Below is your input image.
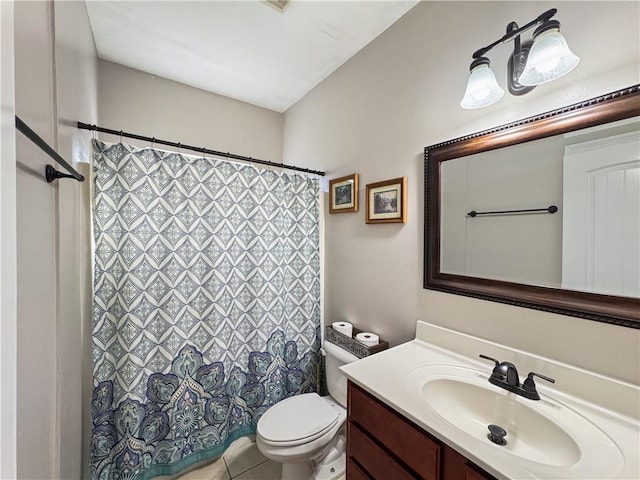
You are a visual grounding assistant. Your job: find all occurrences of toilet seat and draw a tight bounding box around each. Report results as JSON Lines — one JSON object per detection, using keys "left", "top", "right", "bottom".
{"left": 258, "top": 393, "right": 341, "bottom": 446}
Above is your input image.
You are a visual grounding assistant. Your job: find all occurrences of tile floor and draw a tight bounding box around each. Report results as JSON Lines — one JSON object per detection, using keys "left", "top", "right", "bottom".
{"left": 167, "top": 436, "right": 282, "bottom": 480}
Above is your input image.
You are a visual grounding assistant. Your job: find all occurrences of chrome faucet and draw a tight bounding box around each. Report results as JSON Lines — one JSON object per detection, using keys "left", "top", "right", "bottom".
{"left": 479, "top": 354, "right": 555, "bottom": 401}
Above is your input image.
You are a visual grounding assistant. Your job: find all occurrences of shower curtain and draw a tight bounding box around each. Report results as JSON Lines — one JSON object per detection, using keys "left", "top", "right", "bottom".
{"left": 90, "top": 140, "right": 321, "bottom": 480}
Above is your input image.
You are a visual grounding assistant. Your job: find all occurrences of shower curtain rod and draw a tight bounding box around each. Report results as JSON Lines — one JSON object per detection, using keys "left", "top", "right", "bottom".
{"left": 77, "top": 122, "right": 326, "bottom": 176}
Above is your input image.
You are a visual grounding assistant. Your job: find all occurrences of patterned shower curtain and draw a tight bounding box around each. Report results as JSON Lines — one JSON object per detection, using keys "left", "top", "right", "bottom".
{"left": 90, "top": 140, "right": 321, "bottom": 480}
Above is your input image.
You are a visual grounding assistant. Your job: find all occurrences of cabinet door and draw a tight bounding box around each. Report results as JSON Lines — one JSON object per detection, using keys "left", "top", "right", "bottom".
{"left": 348, "top": 422, "right": 415, "bottom": 480}
{"left": 348, "top": 382, "right": 440, "bottom": 480}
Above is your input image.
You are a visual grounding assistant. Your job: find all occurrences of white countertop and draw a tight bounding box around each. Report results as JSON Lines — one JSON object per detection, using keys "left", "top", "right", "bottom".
{"left": 339, "top": 321, "right": 640, "bottom": 480}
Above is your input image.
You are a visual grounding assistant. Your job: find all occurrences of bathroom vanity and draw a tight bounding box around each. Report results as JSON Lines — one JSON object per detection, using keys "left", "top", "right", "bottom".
{"left": 340, "top": 321, "right": 639, "bottom": 480}
{"left": 347, "top": 380, "right": 495, "bottom": 480}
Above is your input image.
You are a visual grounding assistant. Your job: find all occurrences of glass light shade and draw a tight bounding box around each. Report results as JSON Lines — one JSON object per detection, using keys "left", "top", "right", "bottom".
{"left": 518, "top": 28, "right": 579, "bottom": 86}
{"left": 460, "top": 63, "right": 504, "bottom": 109}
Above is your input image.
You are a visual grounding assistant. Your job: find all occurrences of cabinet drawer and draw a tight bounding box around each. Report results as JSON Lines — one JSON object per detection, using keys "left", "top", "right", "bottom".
{"left": 346, "top": 456, "right": 372, "bottom": 480}
{"left": 348, "top": 382, "right": 440, "bottom": 480}
{"left": 348, "top": 422, "right": 414, "bottom": 480}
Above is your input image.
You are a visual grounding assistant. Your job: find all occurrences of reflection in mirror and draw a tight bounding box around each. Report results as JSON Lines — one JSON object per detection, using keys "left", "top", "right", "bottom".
{"left": 424, "top": 85, "right": 640, "bottom": 328}
{"left": 440, "top": 117, "right": 639, "bottom": 299}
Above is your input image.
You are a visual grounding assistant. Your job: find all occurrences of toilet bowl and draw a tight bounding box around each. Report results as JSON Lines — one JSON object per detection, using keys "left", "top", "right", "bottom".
{"left": 256, "top": 341, "right": 358, "bottom": 480}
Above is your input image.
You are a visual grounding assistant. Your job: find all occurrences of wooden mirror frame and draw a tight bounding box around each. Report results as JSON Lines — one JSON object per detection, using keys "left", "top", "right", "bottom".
{"left": 424, "top": 85, "right": 640, "bottom": 329}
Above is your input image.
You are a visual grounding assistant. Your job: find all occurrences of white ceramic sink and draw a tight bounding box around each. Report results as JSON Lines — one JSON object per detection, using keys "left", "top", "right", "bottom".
{"left": 407, "top": 365, "right": 624, "bottom": 476}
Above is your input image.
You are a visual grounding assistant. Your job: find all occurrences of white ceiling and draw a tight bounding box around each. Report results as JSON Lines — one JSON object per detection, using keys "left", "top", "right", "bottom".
{"left": 85, "top": 0, "right": 419, "bottom": 113}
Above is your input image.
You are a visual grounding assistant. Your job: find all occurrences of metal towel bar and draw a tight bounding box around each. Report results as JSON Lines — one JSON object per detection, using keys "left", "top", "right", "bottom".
{"left": 467, "top": 205, "right": 558, "bottom": 217}
{"left": 15, "top": 116, "right": 84, "bottom": 182}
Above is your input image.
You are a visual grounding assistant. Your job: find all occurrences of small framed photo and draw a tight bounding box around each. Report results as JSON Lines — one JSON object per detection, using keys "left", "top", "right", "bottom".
{"left": 366, "top": 177, "right": 407, "bottom": 224}
{"left": 329, "top": 173, "right": 359, "bottom": 214}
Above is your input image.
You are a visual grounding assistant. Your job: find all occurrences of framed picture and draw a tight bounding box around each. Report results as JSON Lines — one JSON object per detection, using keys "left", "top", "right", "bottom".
{"left": 329, "top": 173, "right": 359, "bottom": 213}
{"left": 366, "top": 177, "right": 407, "bottom": 224}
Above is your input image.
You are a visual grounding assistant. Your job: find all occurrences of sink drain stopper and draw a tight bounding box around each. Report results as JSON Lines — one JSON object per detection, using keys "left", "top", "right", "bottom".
{"left": 487, "top": 424, "right": 507, "bottom": 445}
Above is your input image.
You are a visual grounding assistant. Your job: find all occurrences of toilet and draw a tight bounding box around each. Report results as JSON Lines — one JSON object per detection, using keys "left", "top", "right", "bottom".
{"left": 256, "top": 340, "right": 359, "bottom": 480}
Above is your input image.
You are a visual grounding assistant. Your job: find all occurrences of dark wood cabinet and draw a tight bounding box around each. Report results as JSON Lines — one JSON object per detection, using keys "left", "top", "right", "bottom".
{"left": 347, "top": 381, "right": 497, "bottom": 480}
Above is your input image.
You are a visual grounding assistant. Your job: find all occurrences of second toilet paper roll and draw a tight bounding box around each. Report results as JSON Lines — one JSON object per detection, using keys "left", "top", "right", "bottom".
{"left": 332, "top": 321, "right": 353, "bottom": 337}
{"left": 356, "top": 332, "right": 379, "bottom": 347}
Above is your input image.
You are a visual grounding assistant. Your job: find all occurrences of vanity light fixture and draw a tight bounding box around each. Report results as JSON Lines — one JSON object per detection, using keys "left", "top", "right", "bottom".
{"left": 460, "top": 8, "right": 579, "bottom": 109}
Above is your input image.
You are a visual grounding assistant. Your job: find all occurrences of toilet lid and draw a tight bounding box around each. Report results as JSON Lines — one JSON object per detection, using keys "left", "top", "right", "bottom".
{"left": 258, "top": 393, "right": 340, "bottom": 443}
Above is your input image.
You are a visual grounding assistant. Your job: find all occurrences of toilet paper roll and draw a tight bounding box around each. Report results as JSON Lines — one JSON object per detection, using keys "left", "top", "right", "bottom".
{"left": 332, "top": 321, "right": 353, "bottom": 337}
{"left": 355, "top": 332, "right": 379, "bottom": 347}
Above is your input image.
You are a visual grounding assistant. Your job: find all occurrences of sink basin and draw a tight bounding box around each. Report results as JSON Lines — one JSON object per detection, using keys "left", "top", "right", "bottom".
{"left": 422, "top": 373, "right": 579, "bottom": 466}
{"left": 407, "top": 365, "right": 624, "bottom": 476}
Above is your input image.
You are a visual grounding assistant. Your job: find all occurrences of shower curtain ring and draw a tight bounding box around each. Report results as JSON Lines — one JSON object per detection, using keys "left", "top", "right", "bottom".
{"left": 151, "top": 137, "right": 155, "bottom": 149}
{"left": 202, "top": 146, "right": 206, "bottom": 159}
{"left": 177, "top": 142, "right": 181, "bottom": 154}
{"left": 119, "top": 130, "right": 123, "bottom": 143}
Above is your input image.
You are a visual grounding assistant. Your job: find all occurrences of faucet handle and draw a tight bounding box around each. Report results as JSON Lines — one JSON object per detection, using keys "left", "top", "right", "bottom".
{"left": 523, "top": 371, "right": 555, "bottom": 392}
{"left": 479, "top": 354, "right": 500, "bottom": 367}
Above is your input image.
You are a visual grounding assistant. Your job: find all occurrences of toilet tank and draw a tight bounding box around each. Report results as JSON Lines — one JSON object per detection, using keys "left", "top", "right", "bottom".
{"left": 323, "top": 341, "right": 359, "bottom": 407}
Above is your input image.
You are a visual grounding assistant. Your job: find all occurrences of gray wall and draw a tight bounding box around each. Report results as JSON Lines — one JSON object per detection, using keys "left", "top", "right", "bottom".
{"left": 440, "top": 136, "right": 564, "bottom": 287}
{"left": 283, "top": 1, "right": 640, "bottom": 385}
{"left": 98, "top": 60, "right": 284, "bottom": 162}
{"left": 13, "top": 1, "right": 97, "bottom": 478}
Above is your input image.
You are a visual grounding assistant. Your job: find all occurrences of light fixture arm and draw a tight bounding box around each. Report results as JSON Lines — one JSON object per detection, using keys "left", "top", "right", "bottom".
{"left": 471, "top": 8, "right": 557, "bottom": 59}
{"left": 509, "top": 22, "right": 521, "bottom": 58}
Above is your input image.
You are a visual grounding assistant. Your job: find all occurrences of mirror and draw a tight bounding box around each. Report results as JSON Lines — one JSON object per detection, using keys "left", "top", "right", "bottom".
{"left": 424, "top": 85, "right": 640, "bottom": 328}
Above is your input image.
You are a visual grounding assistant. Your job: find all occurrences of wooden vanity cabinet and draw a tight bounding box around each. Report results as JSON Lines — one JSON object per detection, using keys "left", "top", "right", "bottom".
{"left": 347, "top": 381, "right": 497, "bottom": 480}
